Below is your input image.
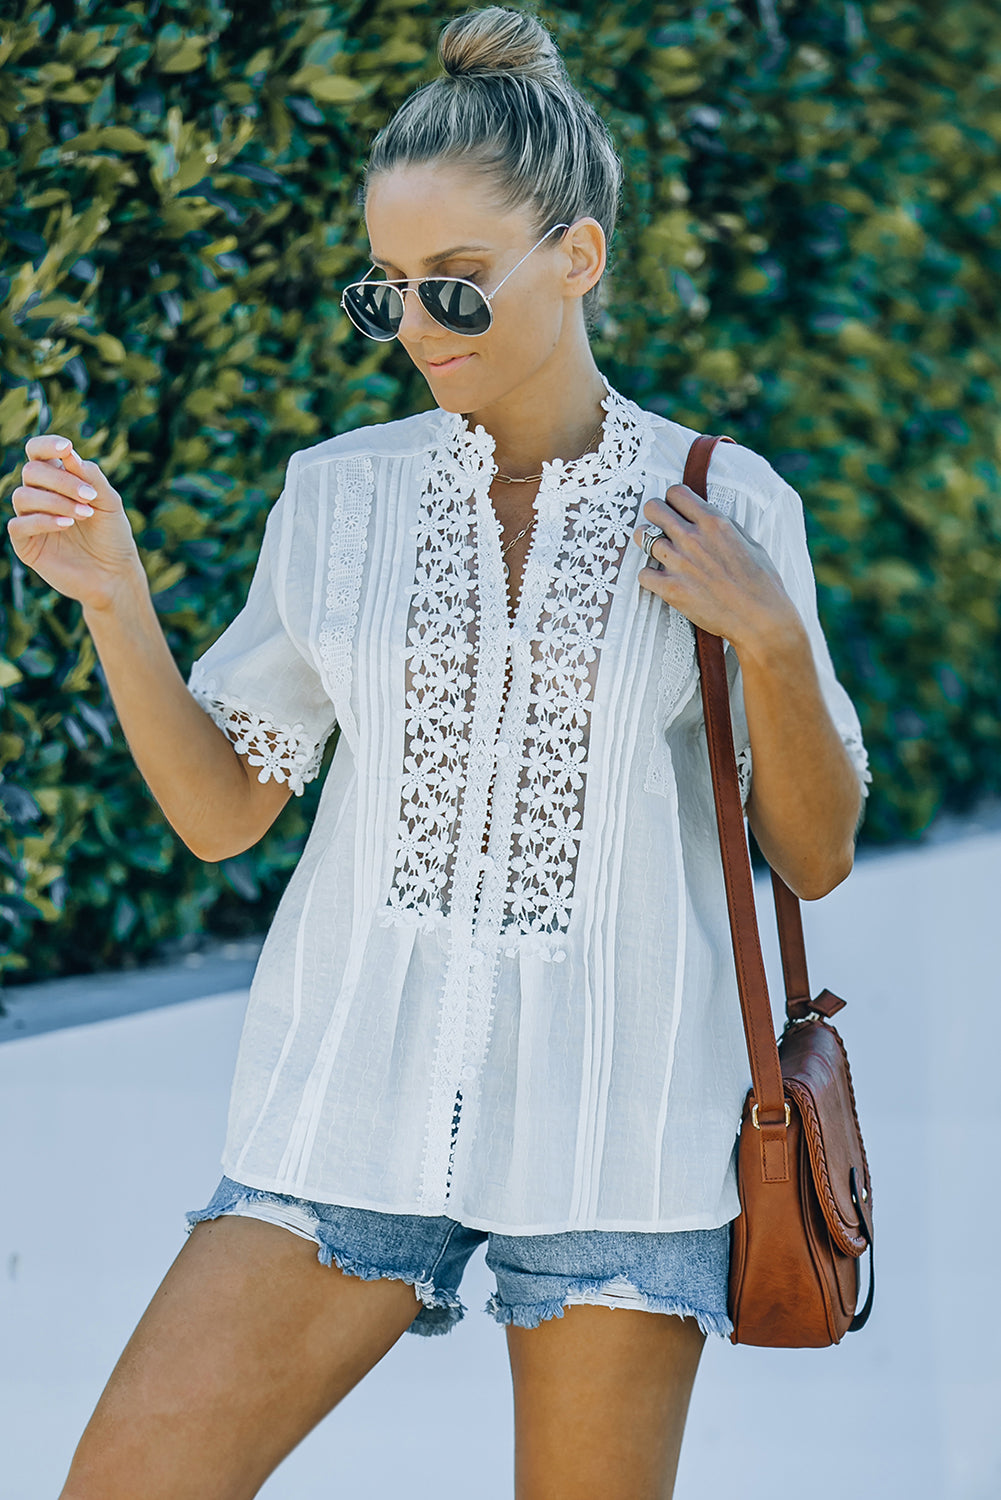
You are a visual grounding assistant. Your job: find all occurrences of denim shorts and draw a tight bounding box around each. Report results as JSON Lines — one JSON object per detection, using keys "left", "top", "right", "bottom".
{"left": 185, "top": 1175, "right": 734, "bottom": 1340}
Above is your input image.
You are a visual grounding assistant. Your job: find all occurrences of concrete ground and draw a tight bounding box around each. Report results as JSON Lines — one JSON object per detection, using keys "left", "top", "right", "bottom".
{"left": 1, "top": 822, "right": 999, "bottom": 1500}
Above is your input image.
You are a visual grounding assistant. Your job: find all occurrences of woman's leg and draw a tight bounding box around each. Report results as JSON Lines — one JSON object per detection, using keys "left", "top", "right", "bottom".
{"left": 505, "top": 1303, "right": 706, "bottom": 1500}
{"left": 60, "top": 1215, "right": 424, "bottom": 1500}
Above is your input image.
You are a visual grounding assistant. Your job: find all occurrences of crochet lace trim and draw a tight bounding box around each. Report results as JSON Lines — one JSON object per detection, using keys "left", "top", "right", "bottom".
{"left": 189, "top": 670, "right": 324, "bottom": 797}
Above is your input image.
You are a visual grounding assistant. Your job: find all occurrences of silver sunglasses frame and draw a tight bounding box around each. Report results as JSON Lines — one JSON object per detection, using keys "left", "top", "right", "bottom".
{"left": 340, "top": 222, "right": 572, "bottom": 341}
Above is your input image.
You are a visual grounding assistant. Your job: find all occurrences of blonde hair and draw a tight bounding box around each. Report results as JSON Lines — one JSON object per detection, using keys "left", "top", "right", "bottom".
{"left": 363, "top": 5, "right": 623, "bottom": 333}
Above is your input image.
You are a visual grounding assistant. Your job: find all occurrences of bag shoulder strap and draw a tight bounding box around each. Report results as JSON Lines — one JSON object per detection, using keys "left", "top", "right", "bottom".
{"left": 683, "top": 433, "right": 794, "bottom": 1182}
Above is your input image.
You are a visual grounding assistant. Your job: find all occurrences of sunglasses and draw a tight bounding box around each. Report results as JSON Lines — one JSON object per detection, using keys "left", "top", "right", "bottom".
{"left": 340, "top": 223, "right": 571, "bottom": 341}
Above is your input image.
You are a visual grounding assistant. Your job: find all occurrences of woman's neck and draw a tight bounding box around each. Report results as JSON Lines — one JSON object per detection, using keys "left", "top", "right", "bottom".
{"left": 462, "top": 365, "right": 610, "bottom": 482}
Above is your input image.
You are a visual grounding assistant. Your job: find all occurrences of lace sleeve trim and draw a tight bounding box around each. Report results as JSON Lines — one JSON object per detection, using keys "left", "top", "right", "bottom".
{"left": 735, "top": 743, "right": 753, "bottom": 811}
{"left": 188, "top": 674, "right": 326, "bottom": 797}
{"left": 841, "top": 727, "right": 873, "bottom": 799}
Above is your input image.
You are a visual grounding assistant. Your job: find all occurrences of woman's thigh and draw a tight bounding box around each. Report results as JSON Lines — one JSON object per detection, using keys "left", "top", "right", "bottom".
{"left": 485, "top": 1221, "right": 731, "bottom": 1500}
{"left": 505, "top": 1304, "right": 706, "bottom": 1500}
{"left": 59, "top": 1215, "right": 424, "bottom": 1500}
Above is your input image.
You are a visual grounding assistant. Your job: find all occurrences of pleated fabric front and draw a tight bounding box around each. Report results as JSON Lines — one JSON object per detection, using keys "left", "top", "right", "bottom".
{"left": 187, "top": 376, "right": 871, "bottom": 1235}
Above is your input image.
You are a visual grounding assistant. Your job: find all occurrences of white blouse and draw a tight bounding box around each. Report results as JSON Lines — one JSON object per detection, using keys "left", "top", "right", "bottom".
{"left": 187, "top": 374, "right": 871, "bottom": 1235}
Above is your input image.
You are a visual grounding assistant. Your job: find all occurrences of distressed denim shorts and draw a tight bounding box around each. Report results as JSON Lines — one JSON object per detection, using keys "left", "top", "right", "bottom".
{"left": 185, "top": 1175, "right": 735, "bottom": 1340}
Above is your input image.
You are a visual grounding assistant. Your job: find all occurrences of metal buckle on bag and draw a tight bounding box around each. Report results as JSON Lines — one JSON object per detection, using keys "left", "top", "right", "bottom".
{"left": 750, "top": 1101, "right": 791, "bottom": 1129}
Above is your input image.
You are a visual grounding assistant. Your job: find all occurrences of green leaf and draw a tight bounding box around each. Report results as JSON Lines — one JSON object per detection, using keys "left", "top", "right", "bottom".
{"left": 155, "top": 34, "right": 210, "bottom": 74}
{"left": 306, "top": 74, "right": 373, "bottom": 103}
{"left": 58, "top": 125, "right": 149, "bottom": 154}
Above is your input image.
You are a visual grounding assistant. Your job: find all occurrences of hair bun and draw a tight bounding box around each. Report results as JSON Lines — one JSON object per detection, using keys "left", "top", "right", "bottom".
{"left": 438, "top": 5, "right": 566, "bottom": 85}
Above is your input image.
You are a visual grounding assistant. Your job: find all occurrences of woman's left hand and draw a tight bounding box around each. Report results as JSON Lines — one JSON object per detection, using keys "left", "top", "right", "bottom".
{"left": 633, "top": 485, "right": 800, "bottom": 652}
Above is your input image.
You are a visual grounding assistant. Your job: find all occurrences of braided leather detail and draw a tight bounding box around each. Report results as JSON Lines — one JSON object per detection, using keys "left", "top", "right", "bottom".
{"left": 784, "top": 1020, "right": 872, "bottom": 1256}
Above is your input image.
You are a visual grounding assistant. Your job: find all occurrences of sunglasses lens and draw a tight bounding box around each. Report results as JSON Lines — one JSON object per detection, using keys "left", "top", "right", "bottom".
{"left": 343, "top": 282, "right": 402, "bottom": 339}
{"left": 419, "top": 278, "right": 492, "bottom": 335}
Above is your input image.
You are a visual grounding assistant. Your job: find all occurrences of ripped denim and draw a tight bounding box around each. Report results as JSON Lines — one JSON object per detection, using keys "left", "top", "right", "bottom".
{"left": 185, "top": 1176, "right": 734, "bottom": 1340}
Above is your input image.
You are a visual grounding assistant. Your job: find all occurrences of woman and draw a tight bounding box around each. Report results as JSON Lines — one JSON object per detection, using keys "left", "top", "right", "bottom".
{"left": 8, "top": 7, "right": 870, "bottom": 1498}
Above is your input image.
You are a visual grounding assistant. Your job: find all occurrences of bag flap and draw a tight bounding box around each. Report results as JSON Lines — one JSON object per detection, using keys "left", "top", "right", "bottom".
{"left": 779, "top": 1018, "right": 872, "bottom": 1256}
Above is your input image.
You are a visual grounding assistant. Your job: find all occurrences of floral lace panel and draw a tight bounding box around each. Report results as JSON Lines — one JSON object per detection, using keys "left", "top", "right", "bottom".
{"left": 383, "top": 382, "right": 653, "bottom": 936}
{"left": 384, "top": 381, "right": 657, "bottom": 930}
{"left": 504, "top": 481, "right": 644, "bottom": 936}
{"left": 189, "top": 675, "right": 324, "bottom": 797}
{"left": 383, "top": 449, "right": 477, "bottom": 923}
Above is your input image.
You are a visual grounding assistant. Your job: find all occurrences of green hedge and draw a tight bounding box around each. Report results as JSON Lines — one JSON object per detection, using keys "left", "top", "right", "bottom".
{"left": 2, "top": 0, "right": 999, "bottom": 986}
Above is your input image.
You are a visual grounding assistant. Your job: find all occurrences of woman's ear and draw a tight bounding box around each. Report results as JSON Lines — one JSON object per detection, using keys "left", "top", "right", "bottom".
{"left": 563, "top": 218, "right": 606, "bottom": 300}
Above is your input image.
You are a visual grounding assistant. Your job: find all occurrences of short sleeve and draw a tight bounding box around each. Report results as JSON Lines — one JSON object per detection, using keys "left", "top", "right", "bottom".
{"left": 187, "top": 451, "right": 337, "bottom": 796}
{"left": 725, "top": 464, "right": 873, "bottom": 825}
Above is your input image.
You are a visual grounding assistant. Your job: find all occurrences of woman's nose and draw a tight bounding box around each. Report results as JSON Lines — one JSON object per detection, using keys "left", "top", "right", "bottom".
{"left": 395, "top": 285, "right": 442, "bottom": 341}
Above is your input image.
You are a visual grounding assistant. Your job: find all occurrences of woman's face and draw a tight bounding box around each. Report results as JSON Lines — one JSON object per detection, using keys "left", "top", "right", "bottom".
{"left": 363, "top": 163, "right": 602, "bottom": 412}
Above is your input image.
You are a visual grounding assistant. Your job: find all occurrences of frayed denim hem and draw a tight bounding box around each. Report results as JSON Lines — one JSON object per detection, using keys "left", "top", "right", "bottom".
{"left": 185, "top": 1179, "right": 283, "bottom": 1234}
{"left": 184, "top": 1193, "right": 467, "bottom": 1337}
{"left": 484, "top": 1281, "right": 734, "bottom": 1340}
{"left": 313, "top": 1241, "right": 468, "bottom": 1337}
{"left": 404, "top": 1290, "right": 467, "bottom": 1337}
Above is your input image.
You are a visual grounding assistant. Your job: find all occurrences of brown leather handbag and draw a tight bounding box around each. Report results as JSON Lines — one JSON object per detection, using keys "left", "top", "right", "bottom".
{"left": 682, "top": 432, "right": 875, "bottom": 1348}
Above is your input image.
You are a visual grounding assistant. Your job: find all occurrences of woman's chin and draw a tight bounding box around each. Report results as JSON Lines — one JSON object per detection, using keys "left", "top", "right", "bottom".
{"left": 428, "top": 386, "right": 477, "bottom": 413}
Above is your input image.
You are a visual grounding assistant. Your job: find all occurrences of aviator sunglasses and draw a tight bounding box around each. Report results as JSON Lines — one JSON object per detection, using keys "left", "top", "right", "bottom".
{"left": 340, "top": 222, "right": 571, "bottom": 341}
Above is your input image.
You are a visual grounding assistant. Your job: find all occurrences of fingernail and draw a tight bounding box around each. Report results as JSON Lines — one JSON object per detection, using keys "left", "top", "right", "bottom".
{"left": 56, "top": 516, "right": 75, "bottom": 527}
{"left": 54, "top": 438, "right": 71, "bottom": 452}
{"left": 78, "top": 484, "right": 98, "bottom": 500}
{"left": 74, "top": 503, "right": 95, "bottom": 517}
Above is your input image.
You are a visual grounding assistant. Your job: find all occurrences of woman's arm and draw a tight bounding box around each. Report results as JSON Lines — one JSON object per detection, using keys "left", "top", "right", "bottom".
{"left": 729, "top": 613, "right": 861, "bottom": 898}
{"left": 7, "top": 435, "right": 293, "bottom": 863}
{"left": 84, "top": 575, "right": 295, "bottom": 862}
{"left": 633, "top": 482, "right": 863, "bottom": 900}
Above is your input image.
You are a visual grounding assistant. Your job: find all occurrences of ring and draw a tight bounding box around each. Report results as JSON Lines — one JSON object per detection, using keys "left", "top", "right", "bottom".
{"left": 640, "top": 523, "right": 665, "bottom": 560}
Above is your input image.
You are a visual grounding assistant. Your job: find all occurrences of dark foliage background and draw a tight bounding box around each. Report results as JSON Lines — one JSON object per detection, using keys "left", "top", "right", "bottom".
{"left": 2, "top": 0, "right": 999, "bottom": 985}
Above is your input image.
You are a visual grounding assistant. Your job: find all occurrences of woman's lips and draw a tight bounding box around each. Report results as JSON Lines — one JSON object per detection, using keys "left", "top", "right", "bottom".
{"left": 428, "top": 353, "right": 474, "bottom": 374}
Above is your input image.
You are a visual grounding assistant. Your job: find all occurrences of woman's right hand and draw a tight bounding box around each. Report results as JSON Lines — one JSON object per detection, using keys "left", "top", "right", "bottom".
{"left": 6, "top": 433, "right": 146, "bottom": 612}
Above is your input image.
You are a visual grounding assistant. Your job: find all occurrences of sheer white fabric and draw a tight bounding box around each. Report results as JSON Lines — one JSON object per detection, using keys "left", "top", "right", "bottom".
{"left": 187, "top": 375, "right": 871, "bottom": 1235}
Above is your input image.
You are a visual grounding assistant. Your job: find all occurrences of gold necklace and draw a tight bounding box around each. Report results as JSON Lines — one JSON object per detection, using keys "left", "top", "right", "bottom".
{"left": 492, "top": 415, "right": 606, "bottom": 484}
{"left": 495, "top": 415, "right": 605, "bottom": 582}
